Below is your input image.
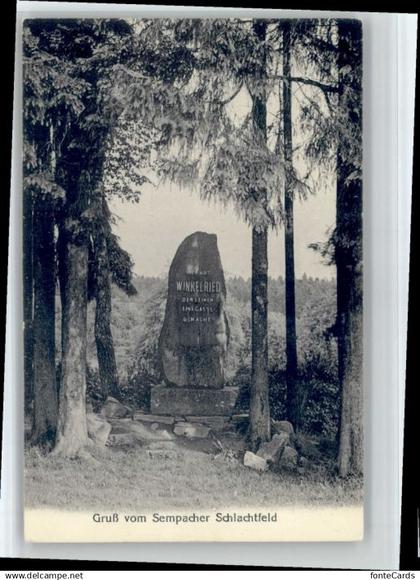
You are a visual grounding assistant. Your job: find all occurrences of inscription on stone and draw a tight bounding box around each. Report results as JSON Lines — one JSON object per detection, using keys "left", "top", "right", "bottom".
{"left": 158, "top": 232, "right": 229, "bottom": 388}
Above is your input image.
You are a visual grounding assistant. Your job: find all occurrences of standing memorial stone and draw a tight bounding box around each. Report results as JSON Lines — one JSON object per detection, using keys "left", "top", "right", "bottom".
{"left": 159, "top": 231, "right": 229, "bottom": 388}
{"left": 151, "top": 232, "right": 238, "bottom": 416}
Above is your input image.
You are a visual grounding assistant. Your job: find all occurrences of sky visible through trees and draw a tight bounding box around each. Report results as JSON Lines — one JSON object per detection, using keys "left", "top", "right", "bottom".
{"left": 110, "top": 181, "right": 335, "bottom": 280}
{"left": 107, "top": 53, "right": 336, "bottom": 282}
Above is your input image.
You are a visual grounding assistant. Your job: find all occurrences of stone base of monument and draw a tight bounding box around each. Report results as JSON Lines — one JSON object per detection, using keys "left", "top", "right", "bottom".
{"left": 150, "top": 386, "right": 239, "bottom": 416}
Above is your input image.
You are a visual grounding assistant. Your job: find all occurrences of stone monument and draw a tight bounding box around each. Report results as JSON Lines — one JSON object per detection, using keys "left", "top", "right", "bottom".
{"left": 150, "top": 232, "right": 238, "bottom": 416}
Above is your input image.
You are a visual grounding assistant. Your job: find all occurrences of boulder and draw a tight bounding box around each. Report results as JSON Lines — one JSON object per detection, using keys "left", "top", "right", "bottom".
{"left": 173, "top": 422, "right": 211, "bottom": 439}
{"left": 257, "top": 432, "right": 289, "bottom": 464}
{"left": 298, "top": 456, "right": 310, "bottom": 470}
{"left": 294, "top": 433, "right": 323, "bottom": 461}
{"left": 87, "top": 413, "right": 111, "bottom": 447}
{"left": 213, "top": 449, "right": 239, "bottom": 466}
{"left": 297, "top": 455, "right": 310, "bottom": 475}
{"left": 101, "top": 396, "right": 132, "bottom": 419}
{"left": 158, "top": 231, "right": 229, "bottom": 388}
{"left": 272, "top": 420, "right": 294, "bottom": 435}
{"left": 278, "top": 445, "right": 298, "bottom": 471}
{"left": 243, "top": 451, "right": 269, "bottom": 472}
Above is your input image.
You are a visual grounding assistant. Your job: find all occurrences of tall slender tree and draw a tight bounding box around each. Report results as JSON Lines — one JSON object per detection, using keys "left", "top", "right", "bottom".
{"left": 90, "top": 195, "right": 137, "bottom": 401}
{"left": 270, "top": 20, "right": 349, "bottom": 431}
{"left": 54, "top": 168, "right": 91, "bottom": 457}
{"left": 54, "top": 93, "right": 111, "bottom": 457}
{"left": 24, "top": 19, "right": 157, "bottom": 454}
{"left": 92, "top": 205, "right": 120, "bottom": 401}
{"left": 249, "top": 19, "right": 271, "bottom": 449}
{"left": 335, "top": 20, "right": 363, "bottom": 477}
{"left": 291, "top": 20, "right": 363, "bottom": 473}
{"left": 23, "top": 24, "right": 74, "bottom": 443}
{"left": 46, "top": 19, "right": 133, "bottom": 457}
{"left": 23, "top": 175, "right": 33, "bottom": 421}
{"left": 31, "top": 148, "right": 58, "bottom": 445}
{"left": 282, "top": 21, "right": 299, "bottom": 429}
{"left": 52, "top": 19, "right": 188, "bottom": 456}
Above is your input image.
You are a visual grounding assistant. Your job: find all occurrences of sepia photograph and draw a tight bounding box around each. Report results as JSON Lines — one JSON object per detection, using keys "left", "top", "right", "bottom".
{"left": 22, "top": 16, "right": 363, "bottom": 542}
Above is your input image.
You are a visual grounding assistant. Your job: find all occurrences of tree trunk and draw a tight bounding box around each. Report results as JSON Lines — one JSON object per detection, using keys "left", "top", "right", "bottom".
{"left": 250, "top": 228, "right": 270, "bottom": 449}
{"left": 94, "top": 229, "right": 120, "bottom": 400}
{"left": 249, "top": 19, "right": 270, "bottom": 450}
{"left": 282, "top": 21, "right": 300, "bottom": 429}
{"left": 56, "top": 223, "right": 67, "bottom": 355}
{"left": 53, "top": 220, "right": 90, "bottom": 457}
{"left": 336, "top": 20, "right": 363, "bottom": 477}
{"left": 23, "top": 188, "right": 34, "bottom": 421}
{"left": 31, "top": 197, "right": 58, "bottom": 445}
{"left": 53, "top": 96, "right": 106, "bottom": 456}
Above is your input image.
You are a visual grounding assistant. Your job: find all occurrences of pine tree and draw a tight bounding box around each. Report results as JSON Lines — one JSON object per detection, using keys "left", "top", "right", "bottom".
{"left": 52, "top": 19, "right": 180, "bottom": 456}
{"left": 130, "top": 19, "right": 277, "bottom": 447}
{"left": 24, "top": 19, "right": 136, "bottom": 456}
{"left": 53, "top": 20, "right": 133, "bottom": 457}
{"left": 268, "top": 20, "right": 353, "bottom": 435}
{"left": 23, "top": 24, "right": 75, "bottom": 445}
{"left": 291, "top": 19, "right": 363, "bottom": 472}
{"left": 335, "top": 20, "right": 363, "bottom": 477}
{"left": 282, "top": 21, "right": 299, "bottom": 430}
{"left": 249, "top": 20, "right": 271, "bottom": 449}
{"left": 89, "top": 195, "right": 137, "bottom": 401}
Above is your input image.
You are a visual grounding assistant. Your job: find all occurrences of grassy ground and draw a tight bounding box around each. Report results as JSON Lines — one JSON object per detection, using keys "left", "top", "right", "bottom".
{"left": 25, "top": 441, "right": 363, "bottom": 512}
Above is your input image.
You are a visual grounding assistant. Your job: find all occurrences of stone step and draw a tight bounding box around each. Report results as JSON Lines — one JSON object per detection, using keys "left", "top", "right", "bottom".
{"left": 133, "top": 413, "right": 175, "bottom": 425}
{"left": 185, "top": 416, "right": 230, "bottom": 429}
{"left": 151, "top": 386, "right": 239, "bottom": 416}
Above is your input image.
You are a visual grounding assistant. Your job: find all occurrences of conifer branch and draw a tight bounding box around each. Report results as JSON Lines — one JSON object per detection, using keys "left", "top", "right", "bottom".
{"left": 270, "top": 74, "right": 339, "bottom": 94}
{"left": 219, "top": 81, "right": 244, "bottom": 106}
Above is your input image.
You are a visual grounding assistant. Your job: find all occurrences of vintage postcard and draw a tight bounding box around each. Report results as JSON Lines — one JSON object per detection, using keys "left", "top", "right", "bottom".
{"left": 23, "top": 17, "right": 363, "bottom": 542}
